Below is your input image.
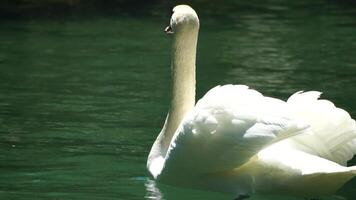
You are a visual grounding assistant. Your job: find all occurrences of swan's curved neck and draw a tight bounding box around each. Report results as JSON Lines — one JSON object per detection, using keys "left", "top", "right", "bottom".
{"left": 148, "top": 26, "right": 199, "bottom": 178}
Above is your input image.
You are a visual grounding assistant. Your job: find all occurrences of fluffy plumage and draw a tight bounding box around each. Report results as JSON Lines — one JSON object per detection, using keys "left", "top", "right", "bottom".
{"left": 159, "top": 86, "right": 356, "bottom": 195}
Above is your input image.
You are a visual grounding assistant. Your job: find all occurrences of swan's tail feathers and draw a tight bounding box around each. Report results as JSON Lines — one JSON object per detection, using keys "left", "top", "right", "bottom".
{"left": 287, "top": 91, "right": 356, "bottom": 165}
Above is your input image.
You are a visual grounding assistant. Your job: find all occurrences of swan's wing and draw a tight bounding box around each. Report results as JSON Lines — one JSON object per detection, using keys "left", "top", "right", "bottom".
{"left": 286, "top": 91, "right": 356, "bottom": 165}
{"left": 257, "top": 141, "right": 356, "bottom": 176}
{"left": 216, "top": 141, "right": 356, "bottom": 196}
{"left": 255, "top": 142, "right": 356, "bottom": 195}
{"left": 160, "top": 85, "right": 308, "bottom": 178}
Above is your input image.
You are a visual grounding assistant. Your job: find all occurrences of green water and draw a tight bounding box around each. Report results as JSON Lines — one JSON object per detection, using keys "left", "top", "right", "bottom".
{"left": 0, "top": 1, "right": 355, "bottom": 199}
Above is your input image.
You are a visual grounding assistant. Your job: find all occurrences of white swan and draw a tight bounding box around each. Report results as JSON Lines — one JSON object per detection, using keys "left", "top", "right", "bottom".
{"left": 147, "top": 5, "right": 356, "bottom": 198}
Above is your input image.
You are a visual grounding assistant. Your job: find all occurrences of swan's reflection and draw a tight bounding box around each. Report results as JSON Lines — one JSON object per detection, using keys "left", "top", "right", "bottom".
{"left": 145, "top": 178, "right": 164, "bottom": 200}
{"left": 143, "top": 177, "right": 321, "bottom": 200}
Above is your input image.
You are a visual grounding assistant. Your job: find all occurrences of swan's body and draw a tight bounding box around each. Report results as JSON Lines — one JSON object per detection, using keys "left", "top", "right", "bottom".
{"left": 147, "top": 5, "right": 356, "bottom": 198}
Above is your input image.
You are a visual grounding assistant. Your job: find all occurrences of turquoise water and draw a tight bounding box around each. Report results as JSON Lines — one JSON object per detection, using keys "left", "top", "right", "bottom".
{"left": 0, "top": 1, "right": 355, "bottom": 199}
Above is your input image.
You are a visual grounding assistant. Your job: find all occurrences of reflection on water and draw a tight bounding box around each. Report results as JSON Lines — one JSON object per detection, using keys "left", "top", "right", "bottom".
{"left": 145, "top": 179, "right": 164, "bottom": 200}
{"left": 0, "top": 0, "right": 355, "bottom": 199}
{"left": 144, "top": 179, "right": 236, "bottom": 200}
{"left": 144, "top": 179, "right": 347, "bottom": 200}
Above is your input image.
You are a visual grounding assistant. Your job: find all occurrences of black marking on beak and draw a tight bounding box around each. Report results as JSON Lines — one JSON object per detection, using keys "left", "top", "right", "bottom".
{"left": 165, "top": 25, "right": 173, "bottom": 34}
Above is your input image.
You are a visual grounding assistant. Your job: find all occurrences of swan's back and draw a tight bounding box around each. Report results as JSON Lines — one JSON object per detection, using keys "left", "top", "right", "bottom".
{"left": 159, "top": 85, "right": 356, "bottom": 188}
{"left": 160, "top": 85, "right": 307, "bottom": 179}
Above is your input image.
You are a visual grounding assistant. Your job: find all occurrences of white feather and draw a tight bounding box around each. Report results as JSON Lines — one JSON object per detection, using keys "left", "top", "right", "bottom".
{"left": 286, "top": 91, "right": 356, "bottom": 165}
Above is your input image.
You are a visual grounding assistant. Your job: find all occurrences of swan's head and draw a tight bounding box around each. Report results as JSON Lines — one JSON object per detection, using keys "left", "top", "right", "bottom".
{"left": 165, "top": 5, "right": 199, "bottom": 35}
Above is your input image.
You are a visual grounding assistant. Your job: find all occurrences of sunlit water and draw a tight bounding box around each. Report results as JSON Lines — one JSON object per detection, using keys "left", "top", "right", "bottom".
{"left": 0, "top": 0, "right": 355, "bottom": 199}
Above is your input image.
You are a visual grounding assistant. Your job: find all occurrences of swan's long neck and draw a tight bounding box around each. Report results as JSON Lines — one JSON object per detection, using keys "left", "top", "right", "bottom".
{"left": 148, "top": 25, "right": 199, "bottom": 178}
{"left": 168, "top": 28, "right": 198, "bottom": 141}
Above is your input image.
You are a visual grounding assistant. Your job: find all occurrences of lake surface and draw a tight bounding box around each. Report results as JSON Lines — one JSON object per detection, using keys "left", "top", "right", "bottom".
{"left": 0, "top": 0, "right": 355, "bottom": 199}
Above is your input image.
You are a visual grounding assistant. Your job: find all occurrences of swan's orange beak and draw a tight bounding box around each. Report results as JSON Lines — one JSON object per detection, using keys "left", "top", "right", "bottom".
{"left": 164, "top": 25, "right": 173, "bottom": 34}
